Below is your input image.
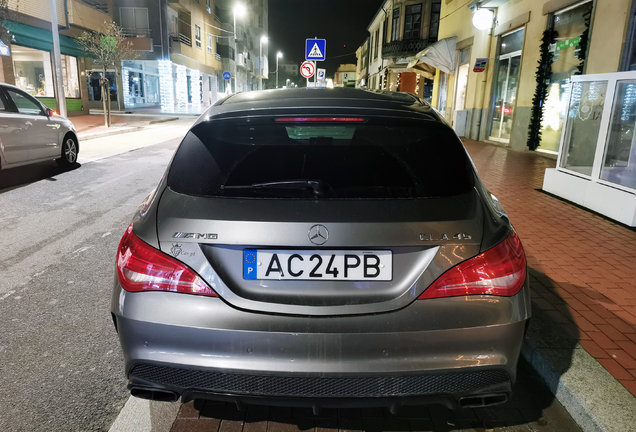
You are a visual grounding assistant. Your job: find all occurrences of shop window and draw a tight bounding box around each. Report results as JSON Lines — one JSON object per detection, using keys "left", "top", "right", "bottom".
{"left": 540, "top": 0, "right": 593, "bottom": 154}
{"left": 207, "top": 34, "right": 213, "bottom": 54}
{"left": 600, "top": 80, "right": 636, "bottom": 189}
{"left": 12, "top": 45, "right": 54, "bottom": 97}
{"left": 404, "top": 4, "right": 422, "bottom": 40}
{"left": 87, "top": 71, "right": 118, "bottom": 102}
{"left": 391, "top": 8, "right": 400, "bottom": 41}
{"left": 61, "top": 55, "right": 80, "bottom": 98}
{"left": 559, "top": 80, "right": 607, "bottom": 176}
{"left": 489, "top": 29, "right": 524, "bottom": 142}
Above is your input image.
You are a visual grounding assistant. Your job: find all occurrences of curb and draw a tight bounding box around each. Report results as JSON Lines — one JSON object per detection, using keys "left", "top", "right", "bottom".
{"left": 78, "top": 118, "right": 179, "bottom": 141}
{"left": 522, "top": 305, "right": 636, "bottom": 432}
{"left": 78, "top": 126, "right": 144, "bottom": 141}
{"left": 149, "top": 117, "right": 179, "bottom": 125}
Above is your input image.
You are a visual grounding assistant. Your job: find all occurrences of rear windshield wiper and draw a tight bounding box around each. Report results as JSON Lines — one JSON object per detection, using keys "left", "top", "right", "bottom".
{"left": 220, "top": 180, "right": 324, "bottom": 196}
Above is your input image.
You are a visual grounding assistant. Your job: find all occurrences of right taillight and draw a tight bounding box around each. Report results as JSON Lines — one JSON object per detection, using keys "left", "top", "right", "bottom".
{"left": 418, "top": 230, "right": 526, "bottom": 299}
{"left": 116, "top": 224, "right": 218, "bottom": 297}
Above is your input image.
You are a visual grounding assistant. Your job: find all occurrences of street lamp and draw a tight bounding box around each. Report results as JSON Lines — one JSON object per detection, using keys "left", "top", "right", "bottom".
{"left": 259, "top": 35, "right": 268, "bottom": 90}
{"left": 276, "top": 52, "right": 283, "bottom": 89}
{"left": 232, "top": 3, "right": 246, "bottom": 93}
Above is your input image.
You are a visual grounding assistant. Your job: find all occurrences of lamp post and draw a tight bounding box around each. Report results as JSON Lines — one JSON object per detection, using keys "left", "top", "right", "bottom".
{"left": 259, "top": 35, "right": 268, "bottom": 90}
{"left": 276, "top": 52, "right": 283, "bottom": 89}
{"left": 232, "top": 3, "right": 246, "bottom": 93}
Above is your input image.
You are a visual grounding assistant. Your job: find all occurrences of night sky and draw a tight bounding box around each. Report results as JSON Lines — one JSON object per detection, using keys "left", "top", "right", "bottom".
{"left": 267, "top": 0, "right": 385, "bottom": 78}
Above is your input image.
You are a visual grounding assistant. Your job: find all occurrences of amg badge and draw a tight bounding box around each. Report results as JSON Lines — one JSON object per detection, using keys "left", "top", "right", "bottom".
{"left": 172, "top": 232, "right": 218, "bottom": 240}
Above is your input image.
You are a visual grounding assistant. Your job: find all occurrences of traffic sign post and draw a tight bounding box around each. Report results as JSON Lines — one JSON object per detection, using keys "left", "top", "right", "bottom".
{"left": 301, "top": 61, "right": 315, "bottom": 87}
{"left": 305, "top": 39, "right": 326, "bottom": 61}
{"left": 305, "top": 39, "right": 326, "bottom": 88}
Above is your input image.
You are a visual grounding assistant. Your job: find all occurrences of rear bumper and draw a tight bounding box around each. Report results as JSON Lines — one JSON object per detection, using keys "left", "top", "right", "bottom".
{"left": 112, "top": 283, "right": 530, "bottom": 407}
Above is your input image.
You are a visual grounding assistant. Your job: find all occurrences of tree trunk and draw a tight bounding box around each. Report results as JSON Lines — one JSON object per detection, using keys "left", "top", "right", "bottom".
{"left": 102, "top": 67, "right": 109, "bottom": 127}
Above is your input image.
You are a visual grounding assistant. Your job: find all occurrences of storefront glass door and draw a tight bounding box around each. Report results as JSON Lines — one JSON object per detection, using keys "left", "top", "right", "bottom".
{"left": 489, "top": 29, "right": 524, "bottom": 142}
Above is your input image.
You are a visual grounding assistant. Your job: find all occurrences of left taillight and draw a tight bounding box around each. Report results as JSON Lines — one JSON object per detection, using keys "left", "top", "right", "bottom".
{"left": 418, "top": 230, "right": 526, "bottom": 299}
{"left": 116, "top": 224, "right": 218, "bottom": 297}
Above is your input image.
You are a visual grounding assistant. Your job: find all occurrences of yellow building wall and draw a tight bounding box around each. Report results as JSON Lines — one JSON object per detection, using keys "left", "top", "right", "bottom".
{"left": 586, "top": 0, "right": 631, "bottom": 74}
{"left": 435, "top": 0, "right": 631, "bottom": 149}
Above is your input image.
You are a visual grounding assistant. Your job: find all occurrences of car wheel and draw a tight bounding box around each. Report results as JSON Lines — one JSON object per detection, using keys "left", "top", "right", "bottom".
{"left": 57, "top": 136, "right": 78, "bottom": 166}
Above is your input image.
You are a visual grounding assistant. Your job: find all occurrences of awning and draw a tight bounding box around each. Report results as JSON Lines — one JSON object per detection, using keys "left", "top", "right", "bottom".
{"left": 2, "top": 20, "right": 86, "bottom": 58}
{"left": 407, "top": 37, "right": 458, "bottom": 78}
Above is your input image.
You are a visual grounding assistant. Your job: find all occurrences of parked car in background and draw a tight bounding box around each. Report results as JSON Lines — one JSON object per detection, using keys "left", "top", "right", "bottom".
{"left": 0, "top": 83, "right": 79, "bottom": 170}
{"left": 112, "top": 88, "right": 529, "bottom": 412}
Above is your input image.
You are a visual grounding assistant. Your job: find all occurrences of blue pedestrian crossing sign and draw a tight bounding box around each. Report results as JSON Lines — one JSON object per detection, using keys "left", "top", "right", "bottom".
{"left": 306, "top": 39, "right": 326, "bottom": 61}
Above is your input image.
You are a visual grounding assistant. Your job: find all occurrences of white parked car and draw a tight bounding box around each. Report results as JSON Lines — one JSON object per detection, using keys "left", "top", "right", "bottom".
{"left": 0, "top": 83, "right": 79, "bottom": 170}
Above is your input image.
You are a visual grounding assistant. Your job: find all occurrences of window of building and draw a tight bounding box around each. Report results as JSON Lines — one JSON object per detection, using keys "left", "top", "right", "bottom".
{"left": 206, "top": 0, "right": 211, "bottom": 13}
{"left": 207, "top": 33, "right": 213, "bottom": 54}
{"left": 404, "top": 4, "right": 422, "bottom": 40}
{"left": 374, "top": 29, "right": 380, "bottom": 60}
{"left": 120, "top": 7, "right": 149, "bottom": 35}
{"left": 383, "top": 17, "right": 388, "bottom": 44}
{"left": 391, "top": 8, "right": 400, "bottom": 41}
{"left": 430, "top": 2, "right": 441, "bottom": 40}
{"left": 195, "top": 24, "right": 202, "bottom": 48}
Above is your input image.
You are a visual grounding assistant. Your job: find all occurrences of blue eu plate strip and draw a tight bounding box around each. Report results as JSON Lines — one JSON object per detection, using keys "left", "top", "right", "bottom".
{"left": 243, "top": 249, "right": 257, "bottom": 280}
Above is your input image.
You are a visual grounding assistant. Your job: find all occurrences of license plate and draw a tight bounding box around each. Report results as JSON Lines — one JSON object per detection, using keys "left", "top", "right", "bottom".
{"left": 243, "top": 249, "right": 392, "bottom": 281}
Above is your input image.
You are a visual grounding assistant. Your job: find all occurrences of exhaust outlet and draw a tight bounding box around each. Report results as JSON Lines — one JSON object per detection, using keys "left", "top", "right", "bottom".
{"left": 458, "top": 393, "right": 507, "bottom": 408}
{"left": 130, "top": 386, "right": 179, "bottom": 402}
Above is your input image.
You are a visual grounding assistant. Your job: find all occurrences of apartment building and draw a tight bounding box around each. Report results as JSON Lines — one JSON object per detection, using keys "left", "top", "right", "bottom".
{"left": 364, "top": 0, "right": 441, "bottom": 98}
{"left": 1, "top": 0, "right": 114, "bottom": 115}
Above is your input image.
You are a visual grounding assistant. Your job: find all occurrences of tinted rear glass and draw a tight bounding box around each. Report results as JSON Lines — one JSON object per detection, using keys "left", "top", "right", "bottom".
{"left": 168, "top": 117, "right": 474, "bottom": 199}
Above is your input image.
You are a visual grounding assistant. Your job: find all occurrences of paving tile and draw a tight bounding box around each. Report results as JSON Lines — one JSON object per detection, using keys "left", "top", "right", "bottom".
{"left": 314, "top": 418, "right": 339, "bottom": 432}
{"left": 178, "top": 401, "right": 202, "bottom": 419}
{"left": 219, "top": 419, "right": 244, "bottom": 432}
{"left": 606, "top": 349, "right": 636, "bottom": 369}
{"left": 587, "top": 331, "right": 621, "bottom": 349}
{"left": 579, "top": 339, "right": 610, "bottom": 359}
{"left": 171, "top": 418, "right": 221, "bottom": 432}
{"left": 597, "top": 358, "right": 635, "bottom": 380}
{"left": 605, "top": 317, "right": 636, "bottom": 334}
{"left": 616, "top": 340, "right": 636, "bottom": 358}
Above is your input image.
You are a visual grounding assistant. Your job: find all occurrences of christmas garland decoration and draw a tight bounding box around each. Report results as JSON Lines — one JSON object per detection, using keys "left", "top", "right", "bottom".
{"left": 527, "top": 29, "right": 558, "bottom": 151}
{"left": 576, "top": 10, "right": 592, "bottom": 75}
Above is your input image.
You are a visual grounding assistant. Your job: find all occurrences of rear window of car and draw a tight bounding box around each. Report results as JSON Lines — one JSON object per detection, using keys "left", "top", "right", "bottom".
{"left": 167, "top": 117, "right": 475, "bottom": 199}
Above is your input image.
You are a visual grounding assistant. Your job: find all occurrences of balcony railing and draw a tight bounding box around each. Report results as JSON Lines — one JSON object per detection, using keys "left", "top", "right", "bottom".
{"left": 382, "top": 38, "right": 436, "bottom": 59}
{"left": 169, "top": 33, "right": 192, "bottom": 48}
{"left": 76, "top": 0, "right": 108, "bottom": 14}
{"left": 121, "top": 28, "right": 151, "bottom": 38}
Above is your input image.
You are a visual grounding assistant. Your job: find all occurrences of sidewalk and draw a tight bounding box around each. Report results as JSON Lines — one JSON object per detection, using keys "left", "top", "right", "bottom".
{"left": 462, "top": 139, "right": 636, "bottom": 397}
{"left": 71, "top": 113, "right": 180, "bottom": 140}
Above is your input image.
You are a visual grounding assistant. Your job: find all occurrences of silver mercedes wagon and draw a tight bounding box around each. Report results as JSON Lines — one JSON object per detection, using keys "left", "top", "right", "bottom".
{"left": 111, "top": 88, "right": 529, "bottom": 412}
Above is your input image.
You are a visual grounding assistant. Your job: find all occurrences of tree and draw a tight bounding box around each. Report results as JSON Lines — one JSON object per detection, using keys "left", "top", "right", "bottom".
{"left": 77, "top": 22, "right": 137, "bottom": 127}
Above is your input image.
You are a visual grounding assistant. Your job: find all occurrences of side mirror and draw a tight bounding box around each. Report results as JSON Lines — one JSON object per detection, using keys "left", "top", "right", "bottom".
{"left": 46, "top": 108, "right": 59, "bottom": 117}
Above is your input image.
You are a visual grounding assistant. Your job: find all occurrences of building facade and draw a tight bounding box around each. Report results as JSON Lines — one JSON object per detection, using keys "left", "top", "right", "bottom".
{"left": 1, "top": 0, "right": 114, "bottom": 115}
{"left": 333, "top": 64, "right": 356, "bottom": 87}
{"left": 355, "top": 38, "right": 369, "bottom": 88}
{"left": 364, "top": 0, "right": 441, "bottom": 98}
{"left": 431, "top": 0, "right": 635, "bottom": 153}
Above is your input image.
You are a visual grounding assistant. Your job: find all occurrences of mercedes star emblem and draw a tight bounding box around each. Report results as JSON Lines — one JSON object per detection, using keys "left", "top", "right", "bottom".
{"left": 308, "top": 224, "right": 328, "bottom": 245}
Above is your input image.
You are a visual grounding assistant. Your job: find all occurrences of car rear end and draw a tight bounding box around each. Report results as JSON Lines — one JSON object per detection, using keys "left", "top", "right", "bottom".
{"left": 111, "top": 90, "right": 530, "bottom": 411}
